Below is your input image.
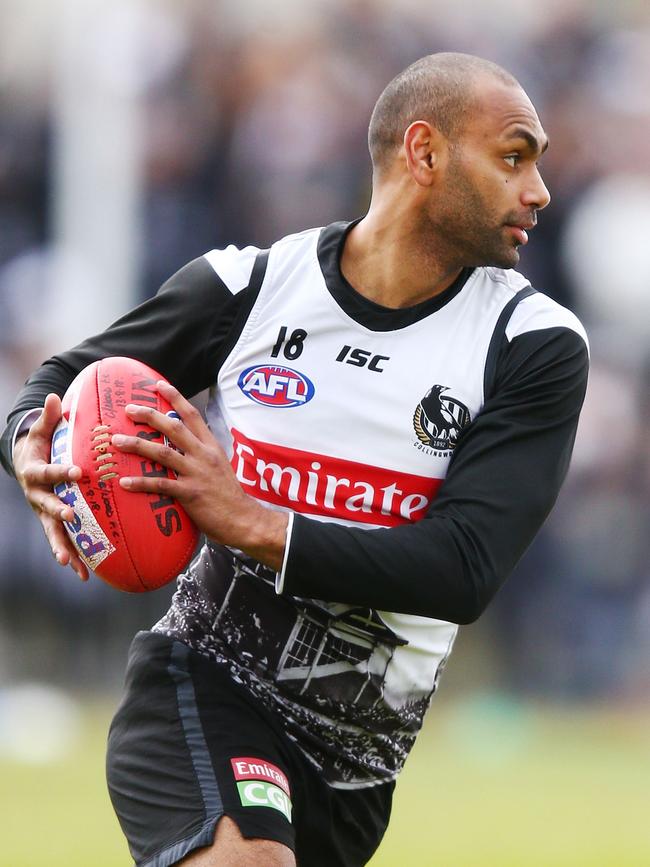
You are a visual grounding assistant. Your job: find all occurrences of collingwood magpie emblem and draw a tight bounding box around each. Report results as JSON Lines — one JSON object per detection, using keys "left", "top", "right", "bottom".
{"left": 413, "top": 385, "right": 471, "bottom": 451}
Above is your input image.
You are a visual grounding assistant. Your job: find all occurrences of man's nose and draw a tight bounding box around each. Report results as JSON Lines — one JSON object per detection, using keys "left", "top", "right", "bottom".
{"left": 522, "top": 167, "right": 551, "bottom": 211}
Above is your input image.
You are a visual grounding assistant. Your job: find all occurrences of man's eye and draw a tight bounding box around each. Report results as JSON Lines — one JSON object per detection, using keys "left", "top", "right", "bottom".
{"left": 504, "top": 155, "right": 520, "bottom": 168}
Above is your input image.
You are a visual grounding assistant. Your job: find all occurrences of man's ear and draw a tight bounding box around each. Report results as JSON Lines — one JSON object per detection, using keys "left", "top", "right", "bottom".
{"left": 403, "top": 121, "right": 446, "bottom": 187}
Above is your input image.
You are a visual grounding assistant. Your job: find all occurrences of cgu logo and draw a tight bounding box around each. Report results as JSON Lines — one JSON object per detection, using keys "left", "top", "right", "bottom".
{"left": 238, "top": 365, "right": 315, "bottom": 408}
{"left": 238, "top": 781, "right": 292, "bottom": 820}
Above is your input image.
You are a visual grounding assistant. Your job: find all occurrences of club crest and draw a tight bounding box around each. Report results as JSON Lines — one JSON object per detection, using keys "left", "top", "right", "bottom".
{"left": 413, "top": 385, "right": 471, "bottom": 451}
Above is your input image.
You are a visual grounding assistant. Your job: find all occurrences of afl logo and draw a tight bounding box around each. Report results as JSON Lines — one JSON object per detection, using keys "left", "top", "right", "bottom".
{"left": 413, "top": 385, "right": 471, "bottom": 451}
{"left": 238, "top": 365, "right": 315, "bottom": 408}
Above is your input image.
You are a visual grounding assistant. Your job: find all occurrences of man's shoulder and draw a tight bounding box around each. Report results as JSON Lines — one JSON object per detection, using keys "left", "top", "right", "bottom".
{"left": 481, "top": 266, "right": 588, "bottom": 351}
{"left": 267, "top": 225, "right": 326, "bottom": 264}
{"left": 202, "top": 226, "right": 324, "bottom": 291}
{"left": 508, "top": 286, "right": 588, "bottom": 351}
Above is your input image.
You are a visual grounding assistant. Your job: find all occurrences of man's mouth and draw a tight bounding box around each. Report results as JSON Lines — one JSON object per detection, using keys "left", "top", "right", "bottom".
{"left": 504, "top": 218, "right": 537, "bottom": 246}
{"left": 506, "top": 225, "right": 529, "bottom": 246}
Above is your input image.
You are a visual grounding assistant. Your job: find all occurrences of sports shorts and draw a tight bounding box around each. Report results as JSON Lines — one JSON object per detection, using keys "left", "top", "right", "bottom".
{"left": 106, "top": 631, "right": 394, "bottom": 867}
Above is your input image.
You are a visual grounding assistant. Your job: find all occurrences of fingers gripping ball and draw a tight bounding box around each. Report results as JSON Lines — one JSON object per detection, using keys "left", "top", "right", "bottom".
{"left": 51, "top": 357, "right": 199, "bottom": 591}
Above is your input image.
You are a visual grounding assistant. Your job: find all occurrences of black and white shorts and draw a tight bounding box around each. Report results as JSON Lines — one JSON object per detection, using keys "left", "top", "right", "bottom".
{"left": 106, "top": 631, "right": 394, "bottom": 867}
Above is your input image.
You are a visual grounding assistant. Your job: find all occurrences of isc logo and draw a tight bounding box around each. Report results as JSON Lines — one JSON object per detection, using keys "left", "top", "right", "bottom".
{"left": 238, "top": 365, "right": 315, "bottom": 408}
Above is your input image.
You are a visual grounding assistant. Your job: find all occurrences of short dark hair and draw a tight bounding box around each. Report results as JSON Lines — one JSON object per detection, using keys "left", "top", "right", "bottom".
{"left": 368, "top": 52, "right": 518, "bottom": 173}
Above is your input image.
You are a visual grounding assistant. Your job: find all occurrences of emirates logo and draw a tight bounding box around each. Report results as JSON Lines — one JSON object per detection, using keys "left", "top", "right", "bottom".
{"left": 231, "top": 428, "right": 443, "bottom": 526}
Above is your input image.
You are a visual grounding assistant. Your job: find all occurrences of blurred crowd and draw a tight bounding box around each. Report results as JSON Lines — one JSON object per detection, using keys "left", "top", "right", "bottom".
{"left": 1, "top": 0, "right": 649, "bottom": 699}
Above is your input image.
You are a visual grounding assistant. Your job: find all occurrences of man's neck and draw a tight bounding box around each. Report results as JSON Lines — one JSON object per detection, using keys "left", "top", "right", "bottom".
{"left": 340, "top": 205, "right": 464, "bottom": 310}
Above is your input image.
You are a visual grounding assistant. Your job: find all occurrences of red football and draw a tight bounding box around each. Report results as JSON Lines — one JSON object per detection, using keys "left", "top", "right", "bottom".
{"left": 50, "top": 357, "right": 199, "bottom": 591}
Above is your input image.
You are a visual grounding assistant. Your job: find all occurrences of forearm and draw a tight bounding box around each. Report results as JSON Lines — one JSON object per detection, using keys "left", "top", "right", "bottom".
{"left": 282, "top": 512, "right": 479, "bottom": 622}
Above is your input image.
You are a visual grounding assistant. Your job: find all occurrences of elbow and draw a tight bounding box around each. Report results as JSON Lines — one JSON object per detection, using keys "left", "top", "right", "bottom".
{"left": 441, "top": 568, "right": 500, "bottom": 626}
{"left": 417, "top": 583, "right": 489, "bottom": 625}
{"left": 444, "top": 528, "right": 505, "bottom": 624}
{"left": 454, "top": 606, "right": 483, "bottom": 626}
{"left": 451, "top": 595, "right": 488, "bottom": 625}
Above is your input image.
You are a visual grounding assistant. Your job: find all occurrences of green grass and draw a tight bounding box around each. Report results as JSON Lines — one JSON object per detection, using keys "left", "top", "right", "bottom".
{"left": 1, "top": 698, "right": 649, "bottom": 866}
{"left": 370, "top": 697, "right": 650, "bottom": 866}
{"left": 0, "top": 703, "right": 127, "bottom": 867}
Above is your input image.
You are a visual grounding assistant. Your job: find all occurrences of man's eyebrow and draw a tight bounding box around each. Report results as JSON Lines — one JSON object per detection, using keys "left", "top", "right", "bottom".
{"left": 505, "top": 127, "right": 549, "bottom": 155}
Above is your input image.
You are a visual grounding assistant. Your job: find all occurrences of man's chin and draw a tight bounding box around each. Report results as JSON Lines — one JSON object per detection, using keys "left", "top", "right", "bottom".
{"left": 487, "top": 245, "right": 520, "bottom": 269}
{"left": 464, "top": 240, "right": 521, "bottom": 270}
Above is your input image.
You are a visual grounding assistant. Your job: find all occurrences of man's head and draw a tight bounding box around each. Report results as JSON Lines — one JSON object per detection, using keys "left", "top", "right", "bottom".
{"left": 368, "top": 53, "right": 550, "bottom": 269}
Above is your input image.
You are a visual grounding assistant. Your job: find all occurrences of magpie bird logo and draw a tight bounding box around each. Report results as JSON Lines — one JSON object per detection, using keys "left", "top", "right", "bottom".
{"left": 413, "top": 385, "right": 471, "bottom": 450}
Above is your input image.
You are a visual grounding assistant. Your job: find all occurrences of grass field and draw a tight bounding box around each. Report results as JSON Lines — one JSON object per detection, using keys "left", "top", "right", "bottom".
{"left": 1, "top": 696, "right": 649, "bottom": 867}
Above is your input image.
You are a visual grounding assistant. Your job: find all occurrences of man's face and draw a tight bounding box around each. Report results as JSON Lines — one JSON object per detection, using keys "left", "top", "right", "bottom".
{"left": 427, "top": 77, "right": 550, "bottom": 269}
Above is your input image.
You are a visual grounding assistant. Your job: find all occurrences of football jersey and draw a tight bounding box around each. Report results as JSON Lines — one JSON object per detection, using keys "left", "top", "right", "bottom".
{"left": 0, "top": 220, "right": 589, "bottom": 787}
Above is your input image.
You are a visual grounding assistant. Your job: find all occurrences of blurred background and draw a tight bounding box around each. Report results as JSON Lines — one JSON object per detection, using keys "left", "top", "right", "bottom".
{"left": 1, "top": 0, "right": 649, "bottom": 864}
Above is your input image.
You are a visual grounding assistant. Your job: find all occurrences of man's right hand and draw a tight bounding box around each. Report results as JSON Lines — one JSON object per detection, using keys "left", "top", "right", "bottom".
{"left": 13, "top": 393, "right": 89, "bottom": 581}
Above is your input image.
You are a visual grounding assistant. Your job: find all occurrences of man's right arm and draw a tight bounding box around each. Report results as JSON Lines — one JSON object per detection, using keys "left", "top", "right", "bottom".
{"left": 1, "top": 248, "right": 261, "bottom": 578}
{"left": 1, "top": 253, "right": 256, "bottom": 476}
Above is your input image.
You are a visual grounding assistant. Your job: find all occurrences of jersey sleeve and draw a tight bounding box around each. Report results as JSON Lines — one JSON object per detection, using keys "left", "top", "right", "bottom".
{"left": 0, "top": 247, "right": 262, "bottom": 476}
{"left": 280, "top": 324, "right": 589, "bottom": 624}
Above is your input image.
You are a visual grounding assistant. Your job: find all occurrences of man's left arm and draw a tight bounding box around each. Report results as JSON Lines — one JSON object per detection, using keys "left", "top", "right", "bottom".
{"left": 278, "top": 325, "right": 589, "bottom": 623}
